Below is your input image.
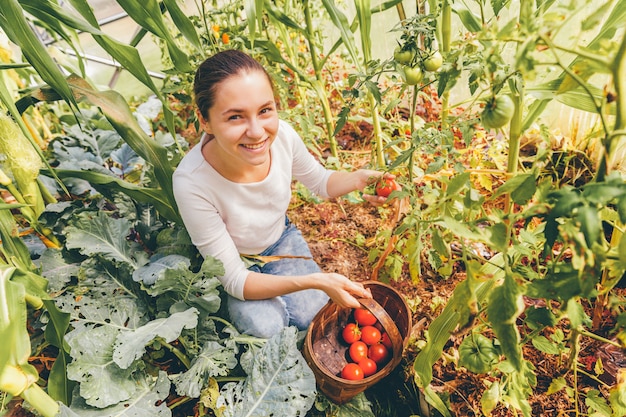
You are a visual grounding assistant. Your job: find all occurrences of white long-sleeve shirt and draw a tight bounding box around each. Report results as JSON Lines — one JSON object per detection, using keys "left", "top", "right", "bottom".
{"left": 173, "top": 120, "right": 333, "bottom": 300}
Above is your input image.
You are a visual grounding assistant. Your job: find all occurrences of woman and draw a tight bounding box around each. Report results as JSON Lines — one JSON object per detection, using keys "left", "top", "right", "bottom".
{"left": 173, "top": 50, "right": 396, "bottom": 338}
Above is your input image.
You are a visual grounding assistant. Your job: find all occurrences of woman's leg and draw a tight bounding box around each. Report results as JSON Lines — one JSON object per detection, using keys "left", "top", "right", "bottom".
{"left": 226, "top": 295, "right": 288, "bottom": 338}
{"left": 261, "top": 221, "right": 329, "bottom": 330}
{"left": 227, "top": 219, "right": 329, "bottom": 337}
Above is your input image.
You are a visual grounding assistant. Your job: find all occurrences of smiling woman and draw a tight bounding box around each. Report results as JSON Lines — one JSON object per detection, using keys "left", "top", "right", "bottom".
{"left": 172, "top": 50, "right": 400, "bottom": 338}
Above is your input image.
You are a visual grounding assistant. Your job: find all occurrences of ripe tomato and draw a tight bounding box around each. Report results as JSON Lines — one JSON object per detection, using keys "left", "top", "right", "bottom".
{"left": 360, "top": 325, "right": 381, "bottom": 345}
{"left": 381, "top": 332, "right": 393, "bottom": 350}
{"left": 358, "top": 358, "right": 378, "bottom": 377}
{"left": 341, "top": 363, "right": 364, "bottom": 380}
{"left": 342, "top": 323, "right": 361, "bottom": 344}
{"left": 375, "top": 177, "right": 398, "bottom": 198}
{"left": 368, "top": 343, "right": 390, "bottom": 364}
{"left": 349, "top": 341, "right": 369, "bottom": 363}
{"left": 354, "top": 308, "right": 377, "bottom": 326}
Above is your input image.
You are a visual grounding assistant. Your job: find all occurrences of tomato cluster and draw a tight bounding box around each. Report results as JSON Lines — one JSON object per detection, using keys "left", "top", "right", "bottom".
{"left": 339, "top": 308, "right": 393, "bottom": 380}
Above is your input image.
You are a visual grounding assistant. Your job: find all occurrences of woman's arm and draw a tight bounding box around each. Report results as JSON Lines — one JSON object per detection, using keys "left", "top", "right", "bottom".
{"left": 242, "top": 271, "right": 372, "bottom": 308}
{"left": 326, "top": 169, "right": 400, "bottom": 206}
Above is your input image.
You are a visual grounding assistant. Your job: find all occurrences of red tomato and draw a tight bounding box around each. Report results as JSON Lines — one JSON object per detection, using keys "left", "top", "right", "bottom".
{"left": 341, "top": 363, "right": 364, "bottom": 380}
{"left": 375, "top": 177, "right": 398, "bottom": 198}
{"left": 381, "top": 332, "right": 393, "bottom": 350}
{"left": 368, "top": 343, "right": 390, "bottom": 364}
{"left": 360, "top": 325, "right": 381, "bottom": 345}
{"left": 349, "top": 341, "right": 369, "bottom": 363}
{"left": 354, "top": 308, "right": 377, "bottom": 326}
{"left": 358, "top": 358, "right": 378, "bottom": 377}
{"left": 342, "top": 323, "right": 361, "bottom": 344}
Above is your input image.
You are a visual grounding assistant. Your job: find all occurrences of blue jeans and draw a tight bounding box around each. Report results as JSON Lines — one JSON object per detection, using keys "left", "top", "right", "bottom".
{"left": 227, "top": 218, "right": 330, "bottom": 338}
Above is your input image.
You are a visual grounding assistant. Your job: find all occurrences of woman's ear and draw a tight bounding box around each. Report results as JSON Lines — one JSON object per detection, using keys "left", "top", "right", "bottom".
{"left": 197, "top": 109, "right": 212, "bottom": 134}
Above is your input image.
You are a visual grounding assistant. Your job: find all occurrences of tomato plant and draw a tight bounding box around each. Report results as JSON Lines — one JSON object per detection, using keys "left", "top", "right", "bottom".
{"left": 359, "top": 358, "right": 378, "bottom": 377}
{"left": 368, "top": 343, "right": 389, "bottom": 364}
{"left": 360, "top": 325, "right": 381, "bottom": 345}
{"left": 341, "top": 363, "right": 364, "bottom": 380}
{"left": 342, "top": 323, "right": 361, "bottom": 344}
{"left": 349, "top": 341, "right": 369, "bottom": 363}
{"left": 354, "top": 308, "right": 377, "bottom": 326}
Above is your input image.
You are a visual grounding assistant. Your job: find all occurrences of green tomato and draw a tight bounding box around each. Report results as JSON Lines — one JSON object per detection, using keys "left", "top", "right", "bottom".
{"left": 403, "top": 65, "right": 423, "bottom": 85}
{"left": 394, "top": 46, "right": 414, "bottom": 65}
{"left": 481, "top": 94, "right": 515, "bottom": 129}
{"left": 423, "top": 51, "right": 443, "bottom": 72}
{"left": 458, "top": 333, "right": 499, "bottom": 374}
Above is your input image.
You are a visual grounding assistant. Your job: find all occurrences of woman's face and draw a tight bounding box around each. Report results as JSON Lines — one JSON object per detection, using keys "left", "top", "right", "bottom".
{"left": 201, "top": 70, "right": 279, "bottom": 174}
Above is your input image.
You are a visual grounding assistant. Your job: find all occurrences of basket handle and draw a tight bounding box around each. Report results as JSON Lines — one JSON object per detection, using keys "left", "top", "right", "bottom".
{"left": 357, "top": 297, "right": 403, "bottom": 360}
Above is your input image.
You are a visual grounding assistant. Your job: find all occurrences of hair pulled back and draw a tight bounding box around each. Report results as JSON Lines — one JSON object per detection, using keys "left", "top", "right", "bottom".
{"left": 193, "top": 50, "right": 273, "bottom": 120}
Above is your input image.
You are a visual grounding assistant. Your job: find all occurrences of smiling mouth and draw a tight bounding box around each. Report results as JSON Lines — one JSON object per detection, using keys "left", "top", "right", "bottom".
{"left": 241, "top": 139, "right": 268, "bottom": 150}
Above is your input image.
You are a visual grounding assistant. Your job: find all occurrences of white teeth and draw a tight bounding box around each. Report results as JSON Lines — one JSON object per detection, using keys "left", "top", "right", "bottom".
{"left": 242, "top": 141, "right": 265, "bottom": 149}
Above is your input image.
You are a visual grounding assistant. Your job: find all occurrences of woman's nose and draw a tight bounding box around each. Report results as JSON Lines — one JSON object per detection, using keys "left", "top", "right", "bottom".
{"left": 246, "top": 118, "right": 264, "bottom": 138}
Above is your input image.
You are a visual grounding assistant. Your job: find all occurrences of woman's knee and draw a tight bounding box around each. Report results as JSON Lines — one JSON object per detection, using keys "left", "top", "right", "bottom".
{"left": 227, "top": 296, "right": 288, "bottom": 339}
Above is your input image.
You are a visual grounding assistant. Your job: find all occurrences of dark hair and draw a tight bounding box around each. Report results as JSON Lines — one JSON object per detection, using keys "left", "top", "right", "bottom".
{"left": 193, "top": 50, "right": 274, "bottom": 120}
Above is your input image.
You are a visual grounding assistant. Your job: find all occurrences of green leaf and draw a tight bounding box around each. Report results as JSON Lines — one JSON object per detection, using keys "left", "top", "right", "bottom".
{"left": 66, "top": 325, "right": 142, "bottom": 408}
{"left": 494, "top": 173, "right": 537, "bottom": 205}
{"left": 458, "top": 332, "right": 499, "bottom": 373}
{"left": 63, "top": 371, "right": 172, "bottom": 416}
{"left": 446, "top": 172, "right": 470, "bottom": 197}
{"left": 531, "top": 335, "right": 560, "bottom": 355}
{"left": 162, "top": 0, "right": 201, "bottom": 50}
{"left": 450, "top": 2, "right": 482, "bottom": 32}
{"left": 115, "top": 0, "right": 191, "bottom": 73}
{"left": 0, "top": 266, "right": 40, "bottom": 377}
{"left": 0, "top": 0, "right": 78, "bottom": 111}
{"left": 321, "top": 0, "right": 361, "bottom": 66}
{"left": 576, "top": 204, "right": 601, "bottom": 247}
{"left": 173, "top": 339, "right": 239, "bottom": 398}
{"left": 414, "top": 255, "right": 499, "bottom": 386}
{"left": 481, "top": 380, "right": 501, "bottom": 416}
{"left": 218, "top": 327, "right": 316, "bottom": 416}
{"left": 52, "top": 169, "right": 179, "bottom": 223}
{"left": 65, "top": 211, "right": 148, "bottom": 268}
{"left": 486, "top": 273, "right": 524, "bottom": 370}
{"left": 144, "top": 260, "right": 222, "bottom": 314}
{"left": 113, "top": 308, "right": 199, "bottom": 369}
{"left": 585, "top": 389, "right": 612, "bottom": 415}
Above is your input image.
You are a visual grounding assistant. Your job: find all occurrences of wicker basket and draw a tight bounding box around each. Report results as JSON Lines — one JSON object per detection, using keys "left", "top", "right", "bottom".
{"left": 302, "top": 281, "right": 412, "bottom": 404}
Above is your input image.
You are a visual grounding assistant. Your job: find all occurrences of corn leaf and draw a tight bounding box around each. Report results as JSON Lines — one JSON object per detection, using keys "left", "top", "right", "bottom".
{"left": 321, "top": 0, "right": 361, "bottom": 66}
{"left": 162, "top": 0, "right": 202, "bottom": 51}
{"left": 0, "top": 0, "right": 78, "bottom": 111}
{"left": 115, "top": 0, "right": 192, "bottom": 73}
{"left": 0, "top": 266, "right": 41, "bottom": 400}
{"left": 52, "top": 168, "right": 179, "bottom": 222}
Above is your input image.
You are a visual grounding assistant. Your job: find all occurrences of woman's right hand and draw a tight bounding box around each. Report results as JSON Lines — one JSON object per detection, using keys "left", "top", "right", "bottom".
{"left": 316, "top": 273, "right": 372, "bottom": 309}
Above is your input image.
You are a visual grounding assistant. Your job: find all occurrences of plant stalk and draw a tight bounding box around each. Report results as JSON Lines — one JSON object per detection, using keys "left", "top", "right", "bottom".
{"left": 303, "top": 0, "right": 337, "bottom": 157}
{"left": 440, "top": 0, "right": 451, "bottom": 128}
